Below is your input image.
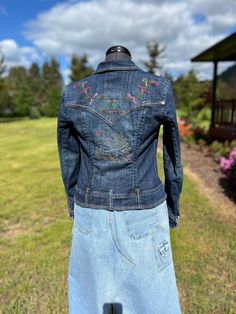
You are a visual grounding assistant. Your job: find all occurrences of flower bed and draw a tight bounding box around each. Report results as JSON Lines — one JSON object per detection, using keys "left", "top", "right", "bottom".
{"left": 176, "top": 116, "right": 236, "bottom": 188}
{"left": 220, "top": 147, "right": 236, "bottom": 186}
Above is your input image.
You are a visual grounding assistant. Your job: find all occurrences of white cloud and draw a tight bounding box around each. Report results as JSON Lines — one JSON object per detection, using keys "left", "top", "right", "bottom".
{"left": 61, "top": 67, "right": 72, "bottom": 85}
{"left": 0, "top": 39, "right": 40, "bottom": 72}
{"left": 191, "top": 0, "right": 235, "bottom": 17}
{"left": 190, "top": 0, "right": 236, "bottom": 33}
{"left": 20, "top": 0, "right": 236, "bottom": 80}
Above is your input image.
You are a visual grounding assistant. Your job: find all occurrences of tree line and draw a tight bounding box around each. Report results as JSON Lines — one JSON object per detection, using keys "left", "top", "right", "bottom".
{"left": 1, "top": 40, "right": 232, "bottom": 122}
{"left": 0, "top": 41, "right": 170, "bottom": 118}
{"left": 0, "top": 53, "right": 95, "bottom": 118}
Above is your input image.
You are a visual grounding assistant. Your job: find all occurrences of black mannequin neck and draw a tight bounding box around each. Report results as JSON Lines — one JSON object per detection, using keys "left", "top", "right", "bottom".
{"left": 105, "top": 52, "right": 131, "bottom": 62}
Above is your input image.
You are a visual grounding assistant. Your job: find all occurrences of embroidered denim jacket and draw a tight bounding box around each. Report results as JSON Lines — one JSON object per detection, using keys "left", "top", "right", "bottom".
{"left": 57, "top": 59, "right": 183, "bottom": 229}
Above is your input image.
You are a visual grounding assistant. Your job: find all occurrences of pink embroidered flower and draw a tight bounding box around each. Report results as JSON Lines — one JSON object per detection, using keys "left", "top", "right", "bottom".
{"left": 138, "top": 84, "right": 151, "bottom": 94}
{"left": 80, "top": 85, "right": 90, "bottom": 95}
{"left": 150, "top": 80, "right": 160, "bottom": 87}
{"left": 95, "top": 130, "right": 101, "bottom": 137}
{"left": 127, "top": 93, "right": 137, "bottom": 104}
{"left": 89, "top": 92, "right": 98, "bottom": 104}
{"left": 73, "top": 82, "right": 81, "bottom": 89}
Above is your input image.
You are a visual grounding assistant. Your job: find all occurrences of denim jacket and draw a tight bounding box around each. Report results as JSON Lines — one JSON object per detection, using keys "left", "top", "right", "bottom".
{"left": 57, "top": 59, "right": 183, "bottom": 229}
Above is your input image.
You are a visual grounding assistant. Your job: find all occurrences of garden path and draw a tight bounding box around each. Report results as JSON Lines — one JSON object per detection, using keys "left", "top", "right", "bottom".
{"left": 157, "top": 141, "right": 236, "bottom": 228}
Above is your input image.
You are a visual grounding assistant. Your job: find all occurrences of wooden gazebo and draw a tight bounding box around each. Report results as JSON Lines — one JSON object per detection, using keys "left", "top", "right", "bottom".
{"left": 191, "top": 32, "right": 236, "bottom": 140}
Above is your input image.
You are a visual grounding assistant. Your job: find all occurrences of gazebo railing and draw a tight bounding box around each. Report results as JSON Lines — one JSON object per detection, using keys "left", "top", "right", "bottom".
{"left": 214, "top": 99, "right": 236, "bottom": 126}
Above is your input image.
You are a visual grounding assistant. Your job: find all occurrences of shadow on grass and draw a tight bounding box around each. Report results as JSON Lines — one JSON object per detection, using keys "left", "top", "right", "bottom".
{"left": 0, "top": 117, "right": 31, "bottom": 123}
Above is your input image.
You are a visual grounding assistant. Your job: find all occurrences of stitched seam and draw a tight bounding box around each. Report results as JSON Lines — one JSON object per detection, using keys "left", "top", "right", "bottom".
{"left": 58, "top": 94, "right": 71, "bottom": 208}
{"left": 64, "top": 103, "right": 154, "bottom": 126}
{"left": 80, "top": 110, "right": 94, "bottom": 188}
{"left": 134, "top": 108, "right": 148, "bottom": 189}
{"left": 108, "top": 212, "right": 136, "bottom": 266}
{"left": 161, "top": 79, "right": 171, "bottom": 122}
{"left": 75, "top": 184, "right": 163, "bottom": 197}
{"left": 74, "top": 195, "right": 167, "bottom": 210}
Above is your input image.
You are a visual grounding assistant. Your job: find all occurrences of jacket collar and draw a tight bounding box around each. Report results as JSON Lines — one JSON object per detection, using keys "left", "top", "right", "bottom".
{"left": 92, "top": 59, "right": 142, "bottom": 74}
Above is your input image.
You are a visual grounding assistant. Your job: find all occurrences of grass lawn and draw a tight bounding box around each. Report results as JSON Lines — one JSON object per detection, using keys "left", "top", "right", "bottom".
{"left": 0, "top": 117, "right": 235, "bottom": 313}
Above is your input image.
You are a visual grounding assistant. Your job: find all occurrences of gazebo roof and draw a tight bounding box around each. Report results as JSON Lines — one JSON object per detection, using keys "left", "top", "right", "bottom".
{"left": 191, "top": 32, "right": 236, "bottom": 62}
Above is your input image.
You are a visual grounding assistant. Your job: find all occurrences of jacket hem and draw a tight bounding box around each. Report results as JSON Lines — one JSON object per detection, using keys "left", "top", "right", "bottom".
{"left": 73, "top": 184, "right": 167, "bottom": 211}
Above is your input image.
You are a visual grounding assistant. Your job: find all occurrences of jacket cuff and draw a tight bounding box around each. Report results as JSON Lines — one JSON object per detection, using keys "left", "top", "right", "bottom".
{"left": 168, "top": 208, "right": 181, "bottom": 229}
{"left": 67, "top": 197, "right": 74, "bottom": 220}
{"left": 169, "top": 215, "right": 180, "bottom": 229}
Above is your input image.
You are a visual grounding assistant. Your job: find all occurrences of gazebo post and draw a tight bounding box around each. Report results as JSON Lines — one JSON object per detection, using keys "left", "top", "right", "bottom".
{"left": 210, "top": 60, "right": 218, "bottom": 128}
{"left": 190, "top": 32, "right": 236, "bottom": 140}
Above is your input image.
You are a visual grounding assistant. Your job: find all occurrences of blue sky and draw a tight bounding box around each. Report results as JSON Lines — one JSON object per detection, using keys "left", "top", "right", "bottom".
{"left": 0, "top": 1, "right": 63, "bottom": 44}
{"left": 0, "top": 0, "right": 69, "bottom": 76}
{"left": 1, "top": 0, "right": 235, "bottom": 84}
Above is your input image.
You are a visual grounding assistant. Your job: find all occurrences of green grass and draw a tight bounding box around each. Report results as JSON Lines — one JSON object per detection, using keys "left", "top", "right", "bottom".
{"left": 0, "top": 117, "right": 235, "bottom": 313}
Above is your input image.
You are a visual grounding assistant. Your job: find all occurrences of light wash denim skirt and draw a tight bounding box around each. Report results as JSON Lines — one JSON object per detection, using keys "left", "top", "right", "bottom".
{"left": 68, "top": 199, "right": 182, "bottom": 314}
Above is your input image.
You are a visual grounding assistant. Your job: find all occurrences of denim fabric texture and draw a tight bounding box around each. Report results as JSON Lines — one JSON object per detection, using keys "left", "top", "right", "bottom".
{"left": 68, "top": 199, "right": 182, "bottom": 313}
{"left": 57, "top": 58, "right": 184, "bottom": 229}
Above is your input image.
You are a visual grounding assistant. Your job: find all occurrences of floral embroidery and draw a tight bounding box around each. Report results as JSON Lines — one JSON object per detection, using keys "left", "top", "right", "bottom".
{"left": 100, "top": 98, "right": 123, "bottom": 115}
{"left": 73, "top": 80, "right": 99, "bottom": 104}
{"left": 72, "top": 77, "right": 160, "bottom": 109}
{"left": 94, "top": 126, "right": 132, "bottom": 163}
{"left": 95, "top": 130, "right": 102, "bottom": 137}
{"left": 71, "top": 77, "right": 160, "bottom": 163}
{"left": 127, "top": 93, "right": 138, "bottom": 105}
{"left": 125, "top": 78, "right": 160, "bottom": 105}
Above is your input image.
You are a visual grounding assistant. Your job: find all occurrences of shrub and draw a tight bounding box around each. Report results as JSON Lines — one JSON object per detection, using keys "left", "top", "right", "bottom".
{"left": 208, "top": 140, "right": 225, "bottom": 161}
{"left": 192, "top": 106, "right": 211, "bottom": 132}
{"left": 220, "top": 147, "right": 236, "bottom": 185}
{"left": 177, "top": 117, "right": 194, "bottom": 143}
{"left": 29, "top": 106, "right": 41, "bottom": 119}
{"left": 197, "top": 139, "right": 207, "bottom": 151}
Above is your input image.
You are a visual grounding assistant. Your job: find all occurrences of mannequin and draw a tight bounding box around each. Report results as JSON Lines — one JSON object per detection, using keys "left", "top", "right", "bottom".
{"left": 105, "top": 45, "right": 132, "bottom": 62}
{"left": 63, "top": 44, "right": 183, "bottom": 314}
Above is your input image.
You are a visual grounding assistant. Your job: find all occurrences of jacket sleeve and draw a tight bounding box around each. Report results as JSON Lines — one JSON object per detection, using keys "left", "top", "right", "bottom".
{"left": 162, "top": 80, "right": 183, "bottom": 229}
{"left": 57, "top": 90, "right": 81, "bottom": 219}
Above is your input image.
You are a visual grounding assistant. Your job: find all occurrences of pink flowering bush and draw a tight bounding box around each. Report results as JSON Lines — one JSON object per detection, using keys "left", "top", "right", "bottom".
{"left": 220, "top": 147, "right": 236, "bottom": 184}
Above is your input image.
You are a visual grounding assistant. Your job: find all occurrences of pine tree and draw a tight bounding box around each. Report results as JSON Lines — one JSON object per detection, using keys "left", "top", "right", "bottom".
{"left": 0, "top": 53, "right": 6, "bottom": 77}
{"left": 0, "top": 52, "right": 10, "bottom": 115}
{"left": 69, "top": 53, "right": 93, "bottom": 82}
{"left": 14, "top": 83, "right": 34, "bottom": 116}
{"left": 28, "top": 62, "right": 43, "bottom": 110}
{"left": 174, "top": 69, "right": 210, "bottom": 127}
{"left": 6, "top": 66, "right": 33, "bottom": 116}
{"left": 42, "top": 57, "right": 64, "bottom": 116}
{"left": 141, "top": 40, "right": 166, "bottom": 75}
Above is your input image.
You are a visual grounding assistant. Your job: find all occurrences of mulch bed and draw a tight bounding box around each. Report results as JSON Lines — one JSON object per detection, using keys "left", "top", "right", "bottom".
{"left": 181, "top": 141, "right": 236, "bottom": 208}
